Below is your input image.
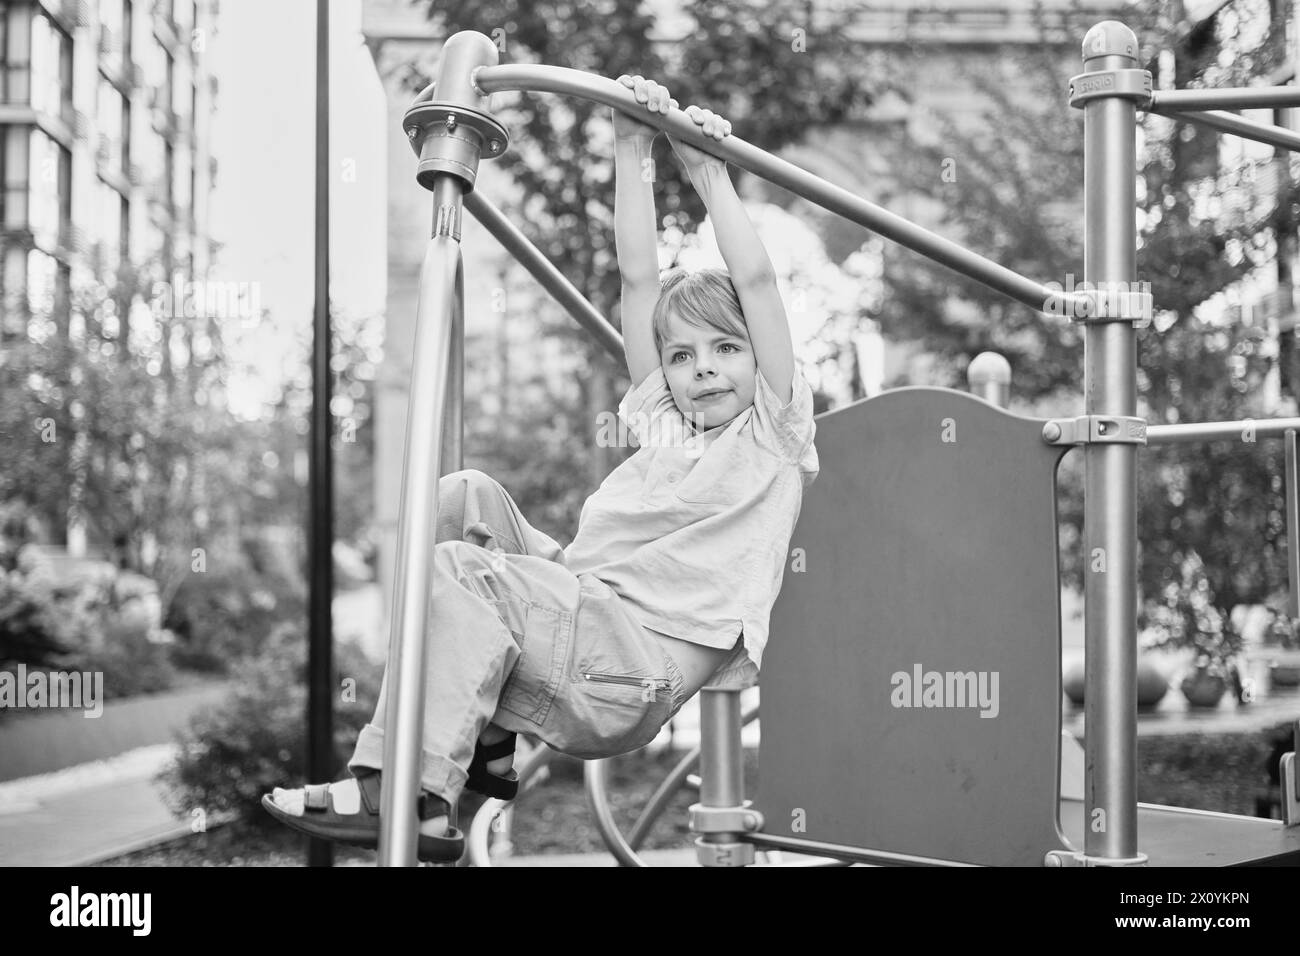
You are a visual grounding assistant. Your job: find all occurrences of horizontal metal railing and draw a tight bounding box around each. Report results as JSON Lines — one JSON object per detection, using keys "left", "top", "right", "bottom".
{"left": 473, "top": 64, "right": 1080, "bottom": 315}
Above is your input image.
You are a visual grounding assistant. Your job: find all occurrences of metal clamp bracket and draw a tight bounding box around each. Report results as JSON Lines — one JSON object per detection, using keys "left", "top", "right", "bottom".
{"left": 402, "top": 101, "right": 510, "bottom": 193}
{"left": 695, "top": 838, "right": 756, "bottom": 867}
{"left": 1042, "top": 415, "right": 1148, "bottom": 446}
{"left": 1055, "top": 287, "right": 1153, "bottom": 325}
{"left": 688, "top": 799, "right": 764, "bottom": 834}
{"left": 1068, "top": 69, "right": 1153, "bottom": 108}
{"left": 1045, "top": 849, "right": 1150, "bottom": 867}
{"left": 403, "top": 103, "right": 509, "bottom": 158}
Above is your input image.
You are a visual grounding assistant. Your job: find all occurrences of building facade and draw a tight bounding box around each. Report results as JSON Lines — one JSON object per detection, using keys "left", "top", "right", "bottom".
{"left": 0, "top": 0, "right": 216, "bottom": 343}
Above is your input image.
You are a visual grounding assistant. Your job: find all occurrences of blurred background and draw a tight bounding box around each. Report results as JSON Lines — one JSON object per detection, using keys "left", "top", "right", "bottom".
{"left": 2, "top": 0, "right": 1300, "bottom": 865}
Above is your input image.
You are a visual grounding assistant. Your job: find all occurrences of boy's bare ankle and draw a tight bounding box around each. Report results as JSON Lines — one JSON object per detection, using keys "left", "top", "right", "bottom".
{"left": 478, "top": 724, "right": 512, "bottom": 746}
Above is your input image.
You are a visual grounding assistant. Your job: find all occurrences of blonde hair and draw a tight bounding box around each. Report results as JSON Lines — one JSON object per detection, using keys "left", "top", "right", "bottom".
{"left": 651, "top": 268, "right": 749, "bottom": 357}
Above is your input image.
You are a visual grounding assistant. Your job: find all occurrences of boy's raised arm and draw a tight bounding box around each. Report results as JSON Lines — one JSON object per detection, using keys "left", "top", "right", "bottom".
{"left": 667, "top": 108, "right": 796, "bottom": 406}
{"left": 611, "top": 75, "right": 675, "bottom": 388}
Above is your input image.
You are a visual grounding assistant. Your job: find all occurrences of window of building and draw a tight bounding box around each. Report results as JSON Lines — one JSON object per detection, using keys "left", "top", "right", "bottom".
{"left": 30, "top": 12, "right": 73, "bottom": 124}
{"left": 122, "top": 94, "right": 131, "bottom": 176}
{"left": 27, "top": 129, "right": 70, "bottom": 250}
{"left": 164, "top": 141, "right": 174, "bottom": 213}
{"left": 96, "top": 78, "right": 125, "bottom": 173}
{"left": 1, "top": 3, "right": 33, "bottom": 106}
{"left": 160, "top": 49, "right": 173, "bottom": 113}
{"left": 121, "top": 194, "right": 130, "bottom": 260}
{"left": 0, "top": 126, "right": 29, "bottom": 230}
{"left": 97, "top": 178, "right": 123, "bottom": 270}
{"left": 123, "top": 0, "right": 133, "bottom": 64}
{"left": 25, "top": 247, "right": 57, "bottom": 327}
{"left": 173, "top": 52, "right": 187, "bottom": 125}
{"left": 0, "top": 126, "right": 6, "bottom": 226}
{"left": 99, "top": 0, "right": 123, "bottom": 71}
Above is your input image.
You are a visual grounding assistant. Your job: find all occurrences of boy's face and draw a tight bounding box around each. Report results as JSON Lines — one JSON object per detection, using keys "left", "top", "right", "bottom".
{"left": 660, "top": 310, "right": 756, "bottom": 431}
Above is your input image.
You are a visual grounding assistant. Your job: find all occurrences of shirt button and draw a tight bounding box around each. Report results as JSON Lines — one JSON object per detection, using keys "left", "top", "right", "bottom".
{"left": 667, "top": 473, "right": 679, "bottom": 483}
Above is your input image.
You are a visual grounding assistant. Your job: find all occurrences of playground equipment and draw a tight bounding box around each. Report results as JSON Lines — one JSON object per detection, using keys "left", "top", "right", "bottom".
{"left": 383, "top": 20, "right": 1300, "bottom": 866}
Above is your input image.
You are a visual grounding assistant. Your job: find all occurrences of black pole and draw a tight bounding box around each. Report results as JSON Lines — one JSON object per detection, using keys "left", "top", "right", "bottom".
{"left": 308, "top": 0, "right": 334, "bottom": 867}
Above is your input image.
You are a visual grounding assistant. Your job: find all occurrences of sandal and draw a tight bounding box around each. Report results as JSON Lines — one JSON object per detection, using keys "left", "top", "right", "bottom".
{"left": 465, "top": 732, "right": 519, "bottom": 800}
{"left": 261, "top": 768, "right": 465, "bottom": 863}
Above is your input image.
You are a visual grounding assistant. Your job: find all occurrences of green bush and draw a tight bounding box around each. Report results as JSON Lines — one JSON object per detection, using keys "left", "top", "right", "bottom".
{"left": 164, "top": 559, "right": 306, "bottom": 674}
{"left": 65, "top": 616, "right": 177, "bottom": 702}
{"left": 0, "top": 569, "right": 74, "bottom": 667}
{"left": 1138, "top": 725, "right": 1288, "bottom": 815}
{"left": 157, "top": 622, "right": 383, "bottom": 829}
{"left": 1, "top": 558, "right": 175, "bottom": 701}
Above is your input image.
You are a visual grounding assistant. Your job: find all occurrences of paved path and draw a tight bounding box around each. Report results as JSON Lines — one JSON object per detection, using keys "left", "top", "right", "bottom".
{"left": 0, "top": 745, "right": 189, "bottom": 867}
{"left": 0, "top": 680, "right": 232, "bottom": 782}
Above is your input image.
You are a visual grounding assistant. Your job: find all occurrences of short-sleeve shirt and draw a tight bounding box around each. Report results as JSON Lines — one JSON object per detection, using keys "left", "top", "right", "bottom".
{"left": 563, "top": 363, "right": 819, "bottom": 684}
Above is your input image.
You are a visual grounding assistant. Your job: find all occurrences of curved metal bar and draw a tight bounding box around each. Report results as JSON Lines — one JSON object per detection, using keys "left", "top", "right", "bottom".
{"left": 473, "top": 64, "right": 1080, "bottom": 316}
{"left": 584, "top": 758, "right": 647, "bottom": 867}
{"left": 627, "top": 747, "right": 701, "bottom": 850}
{"left": 467, "top": 738, "right": 555, "bottom": 867}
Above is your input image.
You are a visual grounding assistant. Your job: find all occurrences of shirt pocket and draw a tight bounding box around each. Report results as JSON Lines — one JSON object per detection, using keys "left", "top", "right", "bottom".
{"left": 674, "top": 444, "right": 763, "bottom": 506}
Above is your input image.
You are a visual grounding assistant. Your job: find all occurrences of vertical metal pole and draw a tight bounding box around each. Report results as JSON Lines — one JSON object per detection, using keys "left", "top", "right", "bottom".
{"left": 442, "top": 255, "right": 464, "bottom": 475}
{"left": 699, "top": 690, "right": 744, "bottom": 806}
{"left": 695, "top": 687, "right": 754, "bottom": 866}
{"left": 378, "top": 29, "right": 499, "bottom": 867}
{"left": 441, "top": 232, "right": 465, "bottom": 865}
{"left": 377, "top": 208, "right": 462, "bottom": 866}
{"left": 307, "top": 0, "right": 333, "bottom": 868}
{"left": 1286, "top": 429, "right": 1299, "bottom": 617}
{"left": 1081, "top": 21, "right": 1141, "bottom": 862}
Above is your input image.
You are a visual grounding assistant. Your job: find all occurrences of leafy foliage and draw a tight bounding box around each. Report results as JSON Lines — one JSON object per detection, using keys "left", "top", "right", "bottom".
{"left": 873, "top": 0, "right": 1300, "bottom": 663}
{"left": 156, "top": 624, "right": 382, "bottom": 829}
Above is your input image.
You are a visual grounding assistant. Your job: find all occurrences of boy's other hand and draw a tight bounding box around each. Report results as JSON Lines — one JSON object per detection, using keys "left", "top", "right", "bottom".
{"left": 612, "top": 74, "right": 677, "bottom": 142}
{"left": 666, "top": 104, "right": 731, "bottom": 172}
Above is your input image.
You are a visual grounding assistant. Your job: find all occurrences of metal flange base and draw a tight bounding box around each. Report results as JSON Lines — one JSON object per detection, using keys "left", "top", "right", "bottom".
{"left": 403, "top": 102, "right": 509, "bottom": 192}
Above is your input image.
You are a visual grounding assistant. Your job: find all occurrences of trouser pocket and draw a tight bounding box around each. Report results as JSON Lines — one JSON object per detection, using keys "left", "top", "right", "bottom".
{"left": 498, "top": 601, "right": 572, "bottom": 727}
{"left": 542, "top": 575, "right": 681, "bottom": 759}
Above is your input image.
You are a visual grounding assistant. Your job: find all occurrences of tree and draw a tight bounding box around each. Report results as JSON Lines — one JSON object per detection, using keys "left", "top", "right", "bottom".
{"left": 872, "top": 0, "right": 1300, "bottom": 667}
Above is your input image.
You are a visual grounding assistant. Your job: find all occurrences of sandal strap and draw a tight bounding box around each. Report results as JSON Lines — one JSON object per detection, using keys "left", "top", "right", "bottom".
{"left": 417, "top": 792, "right": 449, "bottom": 821}
{"left": 303, "top": 783, "right": 331, "bottom": 811}
{"left": 354, "top": 769, "right": 447, "bottom": 821}
{"left": 473, "top": 733, "right": 517, "bottom": 763}
{"left": 355, "top": 770, "right": 382, "bottom": 815}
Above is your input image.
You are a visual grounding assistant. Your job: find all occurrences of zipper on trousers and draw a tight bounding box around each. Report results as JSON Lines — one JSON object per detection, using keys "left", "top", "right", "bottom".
{"left": 581, "top": 671, "right": 671, "bottom": 691}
